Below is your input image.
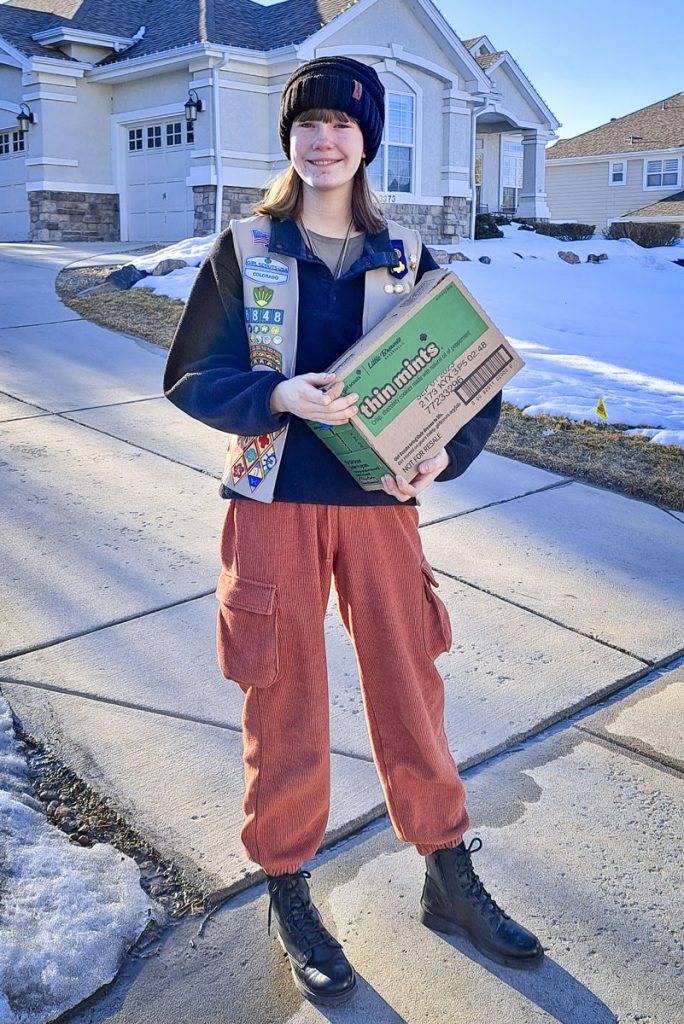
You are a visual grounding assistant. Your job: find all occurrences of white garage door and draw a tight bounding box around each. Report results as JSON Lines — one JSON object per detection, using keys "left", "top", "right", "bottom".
{"left": 126, "top": 119, "right": 194, "bottom": 242}
{"left": 0, "top": 128, "right": 29, "bottom": 241}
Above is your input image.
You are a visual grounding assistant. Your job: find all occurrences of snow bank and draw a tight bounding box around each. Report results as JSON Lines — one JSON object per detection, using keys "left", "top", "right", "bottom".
{"left": 0, "top": 697, "right": 161, "bottom": 1024}
{"left": 133, "top": 224, "right": 684, "bottom": 447}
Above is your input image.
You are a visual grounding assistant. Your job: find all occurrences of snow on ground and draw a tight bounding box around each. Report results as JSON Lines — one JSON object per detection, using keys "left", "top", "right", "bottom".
{"left": 134, "top": 224, "right": 684, "bottom": 448}
{"left": 0, "top": 696, "right": 161, "bottom": 1023}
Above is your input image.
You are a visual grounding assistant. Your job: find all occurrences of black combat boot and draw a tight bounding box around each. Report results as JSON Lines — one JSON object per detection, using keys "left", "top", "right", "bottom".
{"left": 419, "top": 837, "right": 544, "bottom": 969}
{"left": 266, "top": 869, "right": 357, "bottom": 1005}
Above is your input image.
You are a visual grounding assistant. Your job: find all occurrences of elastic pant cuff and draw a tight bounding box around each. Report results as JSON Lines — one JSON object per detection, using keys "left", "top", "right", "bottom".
{"left": 416, "top": 836, "right": 464, "bottom": 856}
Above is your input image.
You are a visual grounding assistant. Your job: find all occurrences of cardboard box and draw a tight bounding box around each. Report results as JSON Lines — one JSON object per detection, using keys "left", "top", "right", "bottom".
{"left": 306, "top": 268, "right": 524, "bottom": 490}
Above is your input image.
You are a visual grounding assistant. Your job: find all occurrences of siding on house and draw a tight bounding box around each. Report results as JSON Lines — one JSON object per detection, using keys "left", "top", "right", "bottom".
{"left": 545, "top": 152, "right": 684, "bottom": 228}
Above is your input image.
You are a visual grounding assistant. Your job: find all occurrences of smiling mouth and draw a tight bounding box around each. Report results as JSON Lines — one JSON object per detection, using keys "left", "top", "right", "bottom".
{"left": 307, "top": 159, "right": 342, "bottom": 166}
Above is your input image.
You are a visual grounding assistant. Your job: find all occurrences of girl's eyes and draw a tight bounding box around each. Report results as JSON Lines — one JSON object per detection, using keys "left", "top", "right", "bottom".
{"left": 298, "top": 121, "right": 349, "bottom": 129}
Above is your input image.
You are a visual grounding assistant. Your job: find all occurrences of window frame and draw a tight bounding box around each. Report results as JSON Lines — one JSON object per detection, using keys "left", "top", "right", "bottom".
{"left": 499, "top": 138, "right": 523, "bottom": 213}
{"left": 1, "top": 129, "right": 26, "bottom": 155}
{"left": 146, "top": 124, "right": 162, "bottom": 149}
{"left": 608, "top": 159, "right": 626, "bottom": 186}
{"left": 642, "top": 156, "right": 681, "bottom": 190}
{"left": 367, "top": 90, "right": 416, "bottom": 196}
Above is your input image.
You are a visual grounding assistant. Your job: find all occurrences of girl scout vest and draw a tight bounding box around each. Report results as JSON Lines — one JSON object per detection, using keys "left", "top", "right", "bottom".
{"left": 220, "top": 214, "right": 421, "bottom": 503}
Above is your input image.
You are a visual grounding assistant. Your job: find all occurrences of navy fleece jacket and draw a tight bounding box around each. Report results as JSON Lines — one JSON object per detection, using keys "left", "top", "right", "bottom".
{"left": 163, "top": 216, "right": 502, "bottom": 506}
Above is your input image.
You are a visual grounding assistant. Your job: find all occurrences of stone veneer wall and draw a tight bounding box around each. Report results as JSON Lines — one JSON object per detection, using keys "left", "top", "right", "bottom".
{"left": 193, "top": 186, "right": 471, "bottom": 243}
{"left": 193, "top": 185, "right": 263, "bottom": 236}
{"left": 29, "top": 191, "right": 119, "bottom": 242}
{"left": 380, "top": 197, "right": 470, "bottom": 244}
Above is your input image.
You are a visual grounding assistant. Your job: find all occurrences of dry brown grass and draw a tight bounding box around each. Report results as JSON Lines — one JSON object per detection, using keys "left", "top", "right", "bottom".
{"left": 489, "top": 403, "right": 684, "bottom": 511}
{"left": 57, "top": 265, "right": 184, "bottom": 347}
{"left": 56, "top": 266, "right": 684, "bottom": 511}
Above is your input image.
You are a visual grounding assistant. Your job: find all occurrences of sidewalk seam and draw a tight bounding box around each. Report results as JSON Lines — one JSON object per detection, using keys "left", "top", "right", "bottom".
{"left": 0, "top": 675, "right": 374, "bottom": 764}
{"left": 0, "top": 590, "right": 216, "bottom": 663}
{"left": 430, "top": 567, "right": 653, "bottom": 665}
{"left": 574, "top": 723, "right": 683, "bottom": 778}
{"left": 418, "top": 477, "right": 573, "bottom": 527}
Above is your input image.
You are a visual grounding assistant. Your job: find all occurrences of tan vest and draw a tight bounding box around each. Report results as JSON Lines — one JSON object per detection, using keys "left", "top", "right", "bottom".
{"left": 221, "top": 214, "right": 421, "bottom": 503}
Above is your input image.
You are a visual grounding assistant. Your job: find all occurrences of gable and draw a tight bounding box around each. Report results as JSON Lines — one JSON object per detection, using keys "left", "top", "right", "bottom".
{"left": 309, "top": 0, "right": 480, "bottom": 89}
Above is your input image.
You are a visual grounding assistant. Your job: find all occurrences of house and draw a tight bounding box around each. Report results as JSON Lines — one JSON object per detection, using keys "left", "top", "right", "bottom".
{"left": 0, "top": 0, "right": 560, "bottom": 244}
{"left": 545, "top": 92, "right": 684, "bottom": 236}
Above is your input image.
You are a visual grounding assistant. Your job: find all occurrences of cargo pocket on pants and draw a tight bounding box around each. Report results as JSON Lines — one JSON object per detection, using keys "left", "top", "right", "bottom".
{"left": 420, "top": 557, "right": 453, "bottom": 660}
{"left": 215, "top": 571, "right": 280, "bottom": 688}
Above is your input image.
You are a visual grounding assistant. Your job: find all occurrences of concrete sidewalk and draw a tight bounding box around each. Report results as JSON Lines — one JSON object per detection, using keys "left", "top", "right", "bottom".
{"left": 1, "top": 242, "right": 682, "bottom": 1023}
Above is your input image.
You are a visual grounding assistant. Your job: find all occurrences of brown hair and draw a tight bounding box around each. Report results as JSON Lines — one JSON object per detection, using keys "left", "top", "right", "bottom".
{"left": 253, "top": 108, "right": 387, "bottom": 235}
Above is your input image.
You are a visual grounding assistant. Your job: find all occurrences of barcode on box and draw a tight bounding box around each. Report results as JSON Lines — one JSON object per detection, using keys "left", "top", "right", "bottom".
{"left": 455, "top": 345, "right": 513, "bottom": 404}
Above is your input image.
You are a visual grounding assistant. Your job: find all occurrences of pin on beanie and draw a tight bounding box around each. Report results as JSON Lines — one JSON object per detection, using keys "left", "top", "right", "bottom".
{"left": 278, "top": 56, "right": 385, "bottom": 165}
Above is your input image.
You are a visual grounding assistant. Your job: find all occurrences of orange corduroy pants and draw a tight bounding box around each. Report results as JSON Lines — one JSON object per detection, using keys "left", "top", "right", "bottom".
{"left": 216, "top": 498, "right": 470, "bottom": 876}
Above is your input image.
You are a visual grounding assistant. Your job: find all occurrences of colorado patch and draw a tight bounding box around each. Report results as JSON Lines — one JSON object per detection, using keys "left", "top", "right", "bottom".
{"left": 244, "top": 256, "right": 289, "bottom": 285}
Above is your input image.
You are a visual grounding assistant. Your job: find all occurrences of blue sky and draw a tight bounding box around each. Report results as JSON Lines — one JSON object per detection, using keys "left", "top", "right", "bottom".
{"left": 434, "top": 0, "right": 684, "bottom": 141}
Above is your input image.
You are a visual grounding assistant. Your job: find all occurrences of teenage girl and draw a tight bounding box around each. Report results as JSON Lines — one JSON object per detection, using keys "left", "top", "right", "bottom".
{"left": 164, "top": 56, "right": 543, "bottom": 1008}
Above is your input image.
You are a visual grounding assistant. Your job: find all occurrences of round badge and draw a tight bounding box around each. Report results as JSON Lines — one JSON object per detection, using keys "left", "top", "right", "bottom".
{"left": 261, "top": 325, "right": 269, "bottom": 333}
{"left": 273, "top": 335, "right": 282, "bottom": 345}
{"left": 384, "top": 283, "right": 395, "bottom": 294}
{"left": 270, "top": 326, "right": 278, "bottom": 335}
{"left": 393, "top": 283, "right": 405, "bottom": 294}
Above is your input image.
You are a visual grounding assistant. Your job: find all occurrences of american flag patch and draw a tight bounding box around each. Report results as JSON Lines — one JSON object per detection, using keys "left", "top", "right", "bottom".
{"left": 252, "top": 229, "right": 270, "bottom": 247}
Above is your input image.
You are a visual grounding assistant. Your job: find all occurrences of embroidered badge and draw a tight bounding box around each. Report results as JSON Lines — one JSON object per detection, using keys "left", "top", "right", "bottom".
{"left": 230, "top": 433, "right": 280, "bottom": 492}
{"left": 251, "top": 229, "right": 270, "bottom": 247}
{"left": 245, "top": 306, "right": 284, "bottom": 327}
{"left": 253, "top": 286, "right": 273, "bottom": 307}
{"left": 409, "top": 252, "right": 418, "bottom": 272}
{"left": 249, "top": 344, "right": 283, "bottom": 372}
{"left": 389, "top": 240, "right": 408, "bottom": 279}
{"left": 244, "top": 255, "right": 289, "bottom": 285}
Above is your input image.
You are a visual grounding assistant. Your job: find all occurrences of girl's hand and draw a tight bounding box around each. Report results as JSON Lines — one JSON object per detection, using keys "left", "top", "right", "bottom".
{"left": 270, "top": 373, "right": 359, "bottom": 424}
{"left": 381, "top": 449, "right": 451, "bottom": 501}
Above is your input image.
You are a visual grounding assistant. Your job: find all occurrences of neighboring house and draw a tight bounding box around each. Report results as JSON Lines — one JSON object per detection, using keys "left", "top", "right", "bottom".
{"left": 545, "top": 92, "right": 684, "bottom": 236}
{"left": 0, "top": 0, "right": 559, "bottom": 244}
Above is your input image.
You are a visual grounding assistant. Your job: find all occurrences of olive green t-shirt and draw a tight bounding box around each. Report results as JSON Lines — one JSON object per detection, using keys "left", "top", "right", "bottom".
{"left": 301, "top": 227, "right": 366, "bottom": 278}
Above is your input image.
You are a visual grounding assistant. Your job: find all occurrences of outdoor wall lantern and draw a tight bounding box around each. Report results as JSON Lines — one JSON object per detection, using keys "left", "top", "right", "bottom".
{"left": 184, "top": 90, "right": 203, "bottom": 123}
{"left": 16, "top": 103, "right": 35, "bottom": 133}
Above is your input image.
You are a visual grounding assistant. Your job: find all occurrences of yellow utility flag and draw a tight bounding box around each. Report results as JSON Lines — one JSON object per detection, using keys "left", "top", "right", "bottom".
{"left": 596, "top": 397, "right": 608, "bottom": 420}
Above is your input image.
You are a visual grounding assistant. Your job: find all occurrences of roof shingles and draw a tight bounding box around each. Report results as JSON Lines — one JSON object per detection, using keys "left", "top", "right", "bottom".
{"left": 548, "top": 92, "right": 684, "bottom": 159}
{"left": 0, "top": 0, "right": 355, "bottom": 62}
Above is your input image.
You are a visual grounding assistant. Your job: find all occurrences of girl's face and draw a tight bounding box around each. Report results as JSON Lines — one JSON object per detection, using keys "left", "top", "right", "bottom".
{"left": 289, "top": 109, "right": 365, "bottom": 194}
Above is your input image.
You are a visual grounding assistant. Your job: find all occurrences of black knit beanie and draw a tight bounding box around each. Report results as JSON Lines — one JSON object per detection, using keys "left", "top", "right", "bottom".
{"left": 279, "top": 56, "right": 385, "bottom": 165}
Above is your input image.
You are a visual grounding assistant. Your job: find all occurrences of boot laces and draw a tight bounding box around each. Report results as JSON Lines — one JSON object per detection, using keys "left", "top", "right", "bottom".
{"left": 457, "top": 838, "right": 510, "bottom": 922}
{"left": 267, "top": 869, "right": 342, "bottom": 953}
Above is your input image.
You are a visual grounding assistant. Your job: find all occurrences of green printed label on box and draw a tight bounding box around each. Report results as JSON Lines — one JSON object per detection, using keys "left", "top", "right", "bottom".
{"left": 307, "top": 419, "right": 392, "bottom": 487}
{"left": 345, "top": 282, "right": 487, "bottom": 437}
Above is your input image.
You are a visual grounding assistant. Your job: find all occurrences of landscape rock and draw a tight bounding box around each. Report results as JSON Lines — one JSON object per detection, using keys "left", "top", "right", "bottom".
{"left": 558, "top": 250, "right": 581, "bottom": 265}
{"left": 587, "top": 253, "right": 609, "bottom": 264}
{"left": 427, "top": 248, "right": 449, "bottom": 264}
{"left": 449, "top": 252, "right": 471, "bottom": 262}
{"left": 105, "top": 264, "right": 149, "bottom": 290}
{"left": 478, "top": 255, "right": 492, "bottom": 264}
{"left": 152, "top": 259, "right": 188, "bottom": 277}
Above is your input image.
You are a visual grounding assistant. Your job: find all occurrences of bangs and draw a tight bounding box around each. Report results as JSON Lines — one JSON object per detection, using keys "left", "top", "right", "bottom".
{"left": 293, "top": 108, "right": 356, "bottom": 124}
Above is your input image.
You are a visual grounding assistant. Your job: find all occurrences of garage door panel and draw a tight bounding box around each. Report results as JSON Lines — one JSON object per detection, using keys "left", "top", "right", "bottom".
{"left": 125, "top": 120, "right": 193, "bottom": 242}
{"left": 0, "top": 147, "right": 29, "bottom": 242}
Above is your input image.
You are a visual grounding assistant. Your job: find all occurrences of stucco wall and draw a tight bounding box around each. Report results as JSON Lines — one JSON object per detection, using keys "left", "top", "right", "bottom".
{"left": 545, "top": 152, "right": 684, "bottom": 228}
{"left": 111, "top": 70, "right": 190, "bottom": 115}
{"left": 0, "top": 64, "right": 23, "bottom": 115}
{"left": 494, "top": 64, "right": 542, "bottom": 126}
